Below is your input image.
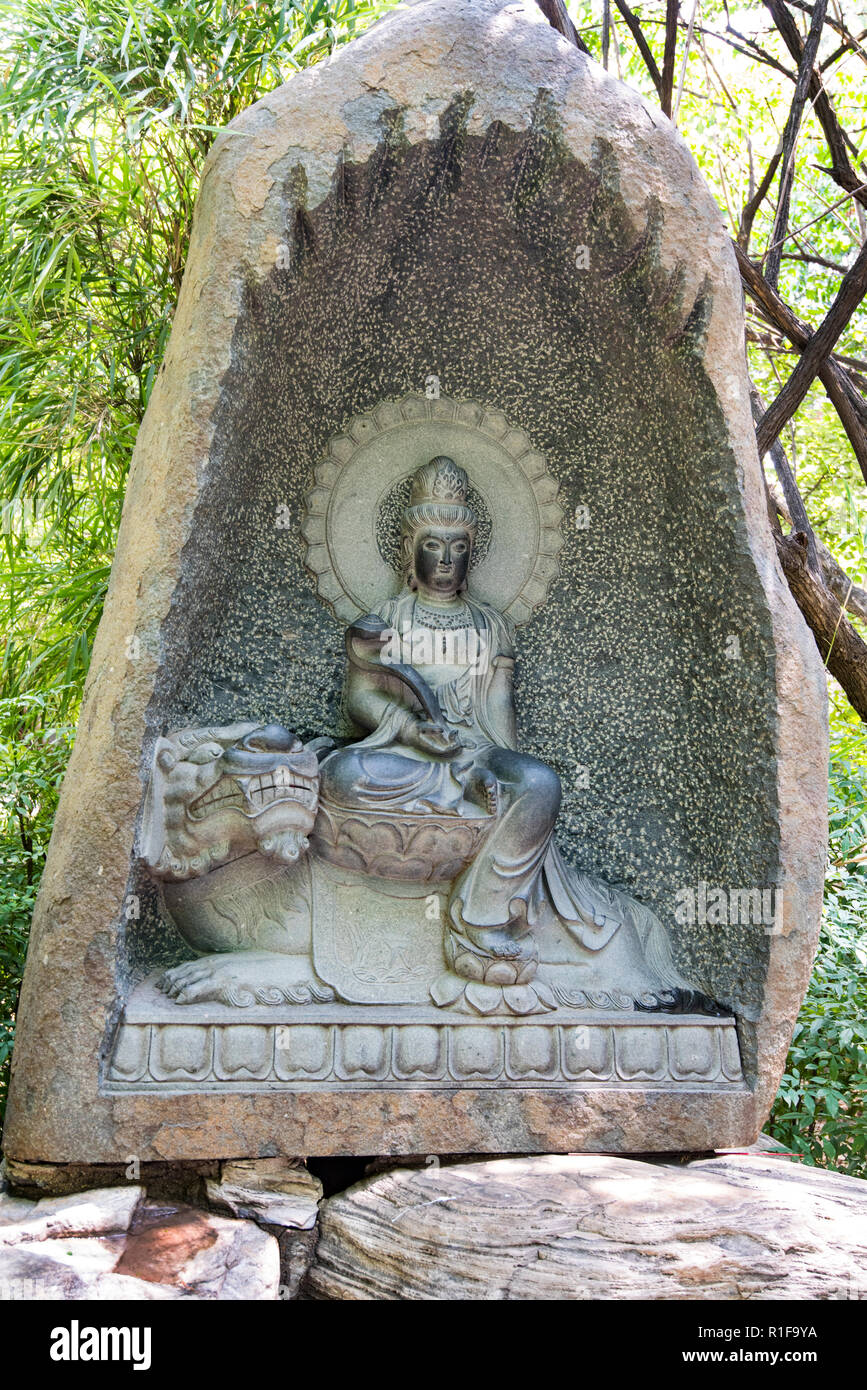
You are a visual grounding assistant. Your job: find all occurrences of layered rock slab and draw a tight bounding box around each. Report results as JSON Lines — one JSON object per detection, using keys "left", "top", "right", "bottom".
{"left": 207, "top": 1156, "right": 322, "bottom": 1228}
{"left": 307, "top": 1154, "right": 867, "bottom": 1300}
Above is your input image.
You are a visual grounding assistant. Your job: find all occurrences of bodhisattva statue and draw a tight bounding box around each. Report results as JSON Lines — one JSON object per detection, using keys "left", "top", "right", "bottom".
{"left": 317, "top": 456, "right": 690, "bottom": 1004}
{"left": 149, "top": 456, "right": 700, "bottom": 1014}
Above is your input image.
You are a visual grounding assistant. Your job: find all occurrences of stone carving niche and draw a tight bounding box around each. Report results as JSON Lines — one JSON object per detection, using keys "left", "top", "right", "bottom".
{"left": 4, "top": 0, "right": 827, "bottom": 1164}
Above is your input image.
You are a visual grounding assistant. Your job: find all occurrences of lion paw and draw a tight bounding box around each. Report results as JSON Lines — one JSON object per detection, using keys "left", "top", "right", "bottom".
{"left": 157, "top": 951, "right": 334, "bottom": 1006}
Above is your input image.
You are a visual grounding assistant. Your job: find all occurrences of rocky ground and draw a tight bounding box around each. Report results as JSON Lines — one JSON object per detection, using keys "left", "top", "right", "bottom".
{"left": 1, "top": 1144, "right": 865, "bottom": 1300}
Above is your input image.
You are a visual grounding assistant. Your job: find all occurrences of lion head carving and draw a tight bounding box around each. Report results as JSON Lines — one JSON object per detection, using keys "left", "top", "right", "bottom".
{"left": 141, "top": 722, "right": 320, "bottom": 880}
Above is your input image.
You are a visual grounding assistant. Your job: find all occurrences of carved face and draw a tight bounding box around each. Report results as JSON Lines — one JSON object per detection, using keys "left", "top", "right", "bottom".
{"left": 412, "top": 526, "right": 472, "bottom": 596}
{"left": 141, "top": 722, "right": 320, "bottom": 880}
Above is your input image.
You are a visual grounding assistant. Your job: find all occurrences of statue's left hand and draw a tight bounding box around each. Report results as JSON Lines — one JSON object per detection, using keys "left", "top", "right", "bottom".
{"left": 408, "top": 720, "right": 463, "bottom": 759}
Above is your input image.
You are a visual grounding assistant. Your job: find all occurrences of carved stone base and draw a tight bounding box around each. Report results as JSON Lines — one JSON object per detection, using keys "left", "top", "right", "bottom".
{"left": 106, "top": 978, "right": 745, "bottom": 1092}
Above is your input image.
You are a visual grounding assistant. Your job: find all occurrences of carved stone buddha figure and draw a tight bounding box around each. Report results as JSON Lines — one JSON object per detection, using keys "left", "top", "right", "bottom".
{"left": 151, "top": 454, "right": 700, "bottom": 1016}
{"left": 317, "top": 457, "right": 689, "bottom": 1005}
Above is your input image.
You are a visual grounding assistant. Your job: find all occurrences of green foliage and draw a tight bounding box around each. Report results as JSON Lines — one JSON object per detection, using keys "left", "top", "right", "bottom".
{"left": 0, "top": 692, "right": 75, "bottom": 1124}
{"left": 571, "top": 2, "right": 867, "bottom": 585}
{"left": 770, "top": 704, "right": 867, "bottom": 1174}
{"left": 0, "top": 0, "right": 396, "bottom": 705}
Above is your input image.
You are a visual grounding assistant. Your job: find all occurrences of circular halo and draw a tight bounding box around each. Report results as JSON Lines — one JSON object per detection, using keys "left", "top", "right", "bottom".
{"left": 301, "top": 394, "right": 564, "bottom": 625}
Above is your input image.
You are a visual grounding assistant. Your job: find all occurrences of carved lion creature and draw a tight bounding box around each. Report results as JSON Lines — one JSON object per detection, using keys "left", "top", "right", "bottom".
{"left": 141, "top": 722, "right": 320, "bottom": 881}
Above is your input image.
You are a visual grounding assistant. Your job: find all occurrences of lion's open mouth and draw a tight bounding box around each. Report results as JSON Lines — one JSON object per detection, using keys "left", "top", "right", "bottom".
{"left": 189, "top": 766, "right": 318, "bottom": 819}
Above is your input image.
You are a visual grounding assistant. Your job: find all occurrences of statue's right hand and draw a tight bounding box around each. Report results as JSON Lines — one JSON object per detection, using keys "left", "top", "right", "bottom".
{"left": 405, "top": 720, "right": 462, "bottom": 758}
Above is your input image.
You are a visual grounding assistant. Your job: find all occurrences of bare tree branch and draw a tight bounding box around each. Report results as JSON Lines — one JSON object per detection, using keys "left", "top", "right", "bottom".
{"left": 815, "top": 538, "right": 867, "bottom": 626}
{"left": 735, "top": 243, "right": 867, "bottom": 482}
{"left": 764, "top": 0, "right": 828, "bottom": 288}
{"left": 533, "top": 0, "right": 591, "bottom": 54}
{"left": 775, "top": 530, "right": 867, "bottom": 718}
{"left": 765, "top": 0, "right": 865, "bottom": 208}
{"left": 721, "top": 14, "right": 795, "bottom": 77}
{"left": 820, "top": 33, "right": 867, "bottom": 73}
{"left": 757, "top": 324, "right": 867, "bottom": 719}
{"left": 771, "top": 181, "right": 867, "bottom": 254}
{"left": 767, "top": 478, "right": 867, "bottom": 624}
{"left": 789, "top": 1, "right": 867, "bottom": 68}
{"left": 746, "top": 327, "right": 867, "bottom": 391}
{"left": 751, "top": 384, "right": 820, "bottom": 573}
{"left": 781, "top": 249, "right": 851, "bottom": 273}
{"left": 661, "top": 0, "right": 681, "bottom": 117}
{"left": 543, "top": 0, "right": 867, "bottom": 718}
{"left": 739, "top": 144, "right": 783, "bottom": 250}
{"left": 756, "top": 237, "right": 867, "bottom": 458}
{"left": 613, "top": 0, "right": 663, "bottom": 95}
{"left": 673, "top": 0, "right": 699, "bottom": 121}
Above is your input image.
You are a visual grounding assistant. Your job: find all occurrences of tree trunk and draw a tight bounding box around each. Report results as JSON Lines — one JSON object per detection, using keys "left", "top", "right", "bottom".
{"left": 775, "top": 532, "right": 867, "bottom": 719}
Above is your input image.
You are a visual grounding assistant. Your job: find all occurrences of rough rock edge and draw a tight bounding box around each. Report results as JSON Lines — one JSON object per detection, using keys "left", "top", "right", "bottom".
{"left": 0, "top": 1182, "right": 281, "bottom": 1300}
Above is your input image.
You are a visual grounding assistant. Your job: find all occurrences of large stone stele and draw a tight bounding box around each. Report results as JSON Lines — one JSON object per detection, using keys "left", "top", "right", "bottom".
{"left": 3, "top": 0, "right": 826, "bottom": 1166}
{"left": 307, "top": 1154, "right": 867, "bottom": 1300}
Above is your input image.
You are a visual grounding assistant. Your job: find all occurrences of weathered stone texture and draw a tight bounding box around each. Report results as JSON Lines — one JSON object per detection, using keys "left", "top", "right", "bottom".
{"left": 307, "top": 1153, "right": 867, "bottom": 1300}
{"left": 0, "top": 1184, "right": 280, "bottom": 1300}
{"left": 207, "top": 1157, "right": 322, "bottom": 1228}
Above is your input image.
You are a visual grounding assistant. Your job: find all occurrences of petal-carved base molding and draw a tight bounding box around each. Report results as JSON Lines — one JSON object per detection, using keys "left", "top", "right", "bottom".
{"left": 106, "top": 980, "right": 745, "bottom": 1092}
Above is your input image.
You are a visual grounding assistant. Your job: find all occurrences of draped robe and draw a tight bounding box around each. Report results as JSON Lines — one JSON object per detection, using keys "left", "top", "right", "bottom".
{"left": 319, "top": 590, "right": 687, "bottom": 989}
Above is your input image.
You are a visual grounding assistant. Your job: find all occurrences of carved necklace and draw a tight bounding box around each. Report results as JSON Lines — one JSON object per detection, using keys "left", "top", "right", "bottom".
{"left": 413, "top": 598, "right": 472, "bottom": 630}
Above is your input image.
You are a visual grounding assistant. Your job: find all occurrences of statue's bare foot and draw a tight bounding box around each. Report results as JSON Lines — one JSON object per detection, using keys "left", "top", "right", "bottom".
{"left": 446, "top": 923, "right": 539, "bottom": 986}
{"left": 158, "top": 950, "right": 335, "bottom": 1006}
{"left": 465, "top": 767, "right": 499, "bottom": 816}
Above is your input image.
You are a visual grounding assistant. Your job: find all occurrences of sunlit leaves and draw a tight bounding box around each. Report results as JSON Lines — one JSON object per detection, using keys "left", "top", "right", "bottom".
{"left": 571, "top": 3, "right": 867, "bottom": 602}
{"left": 0, "top": 0, "right": 397, "bottom": 706}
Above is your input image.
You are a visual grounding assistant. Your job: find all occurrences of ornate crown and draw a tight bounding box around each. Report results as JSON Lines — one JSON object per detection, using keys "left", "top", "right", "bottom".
{"left": 409, "top": 456, "right": 469, "bottom": 507}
